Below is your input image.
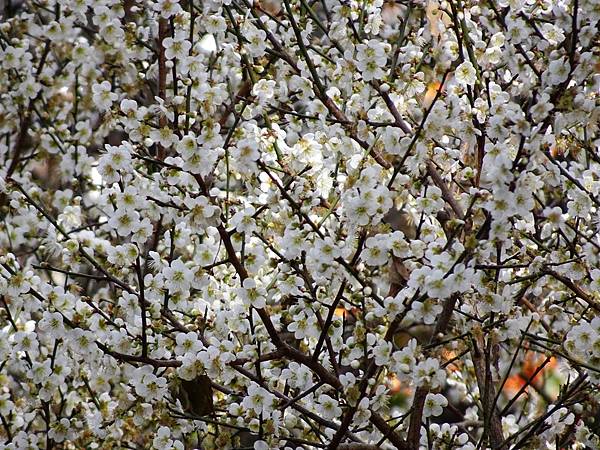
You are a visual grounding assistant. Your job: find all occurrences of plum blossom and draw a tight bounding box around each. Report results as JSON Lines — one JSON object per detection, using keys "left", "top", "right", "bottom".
{"left": 455, "top": 61, "right": 477, "bottom": 87}
{"left": 237, "top": 278, "right": 267, "bottom": 309}
{"left": 163, "top": 35, "right": 191, "bottom": 60}
{"left": 108, "top": 208, "right": 141, "bottom": 236}
{"left": 355, "top": 40, "right": 389, "bottom": 81}
{"left": 92, "top": 81, "right": 118, "bottom": 111}
{"left": 163, "top": 259, "right": 193, "bottom": 293}
{"left": 423, "top": 393, "right": 448, "bottom": 418}
{"left": 242, "top": 383, "right": 277, "bottom": 417}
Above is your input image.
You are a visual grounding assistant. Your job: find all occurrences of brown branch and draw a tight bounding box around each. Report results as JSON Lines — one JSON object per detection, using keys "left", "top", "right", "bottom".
{"left": 426, "top": 161, "right": 465, "bottom": 219}
{"left": 407, "top": 387, "right": 428, "bottom": 448}
{"left": 219, "top": 81, "right": 252, "bottom": 128}
{"left": 545, "top": 269, "right": 600, "bottom": 313}
{"left": 230, "top": 350, "right": 285, "bottom": 366}
{"left": 327, "top": 361, "right": 377, "bottom": 448}
{"left": 407, "top": 291, "right": 461, "bottom": 447}
{"left": 338, "top": 445, "right": 381, "bottom": 450}
{"left": 135, "top": 257, "right": 149, "bottom": 358}
{"left": 369, "top": 412, "right": 410, "bottom": 450}
{"left": 374, "top": 81, "right": 412, "bottom": 135}
{"left": 500, "top": 356, "right": 552, "bottom": 416}
{"left": 471, "top": 334, "right": 507, "bottom": 450}
{"left": 312, "top": 281, "right": 346, "bottom": 362}
{"left": 96, "top": 342, "right": 182, "bottom": 367}
{"left": 157, "top": 17, "right": 169, "bottom": 161}
{"left": 233, "top": 365, "right": 358, "bottom": 440}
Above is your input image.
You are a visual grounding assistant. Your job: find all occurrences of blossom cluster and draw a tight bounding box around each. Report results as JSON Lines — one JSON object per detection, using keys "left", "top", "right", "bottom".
{"left": 0, "top": 0, "right": 599, "bottom": 449}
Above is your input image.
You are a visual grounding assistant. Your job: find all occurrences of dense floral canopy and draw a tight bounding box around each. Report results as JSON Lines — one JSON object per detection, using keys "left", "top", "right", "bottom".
{"left": 0, "top": 0, "right": 599, "bottom": 448}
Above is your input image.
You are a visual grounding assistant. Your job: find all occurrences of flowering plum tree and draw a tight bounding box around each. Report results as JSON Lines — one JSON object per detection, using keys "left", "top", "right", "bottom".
{"left": 0, "top": 0, "right": 599, "bottom": 448}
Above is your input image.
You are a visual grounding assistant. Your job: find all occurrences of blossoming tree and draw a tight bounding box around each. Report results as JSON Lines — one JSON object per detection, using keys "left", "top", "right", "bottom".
{"left": 0, "top": 0, "right": 599, "bottom": 448}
